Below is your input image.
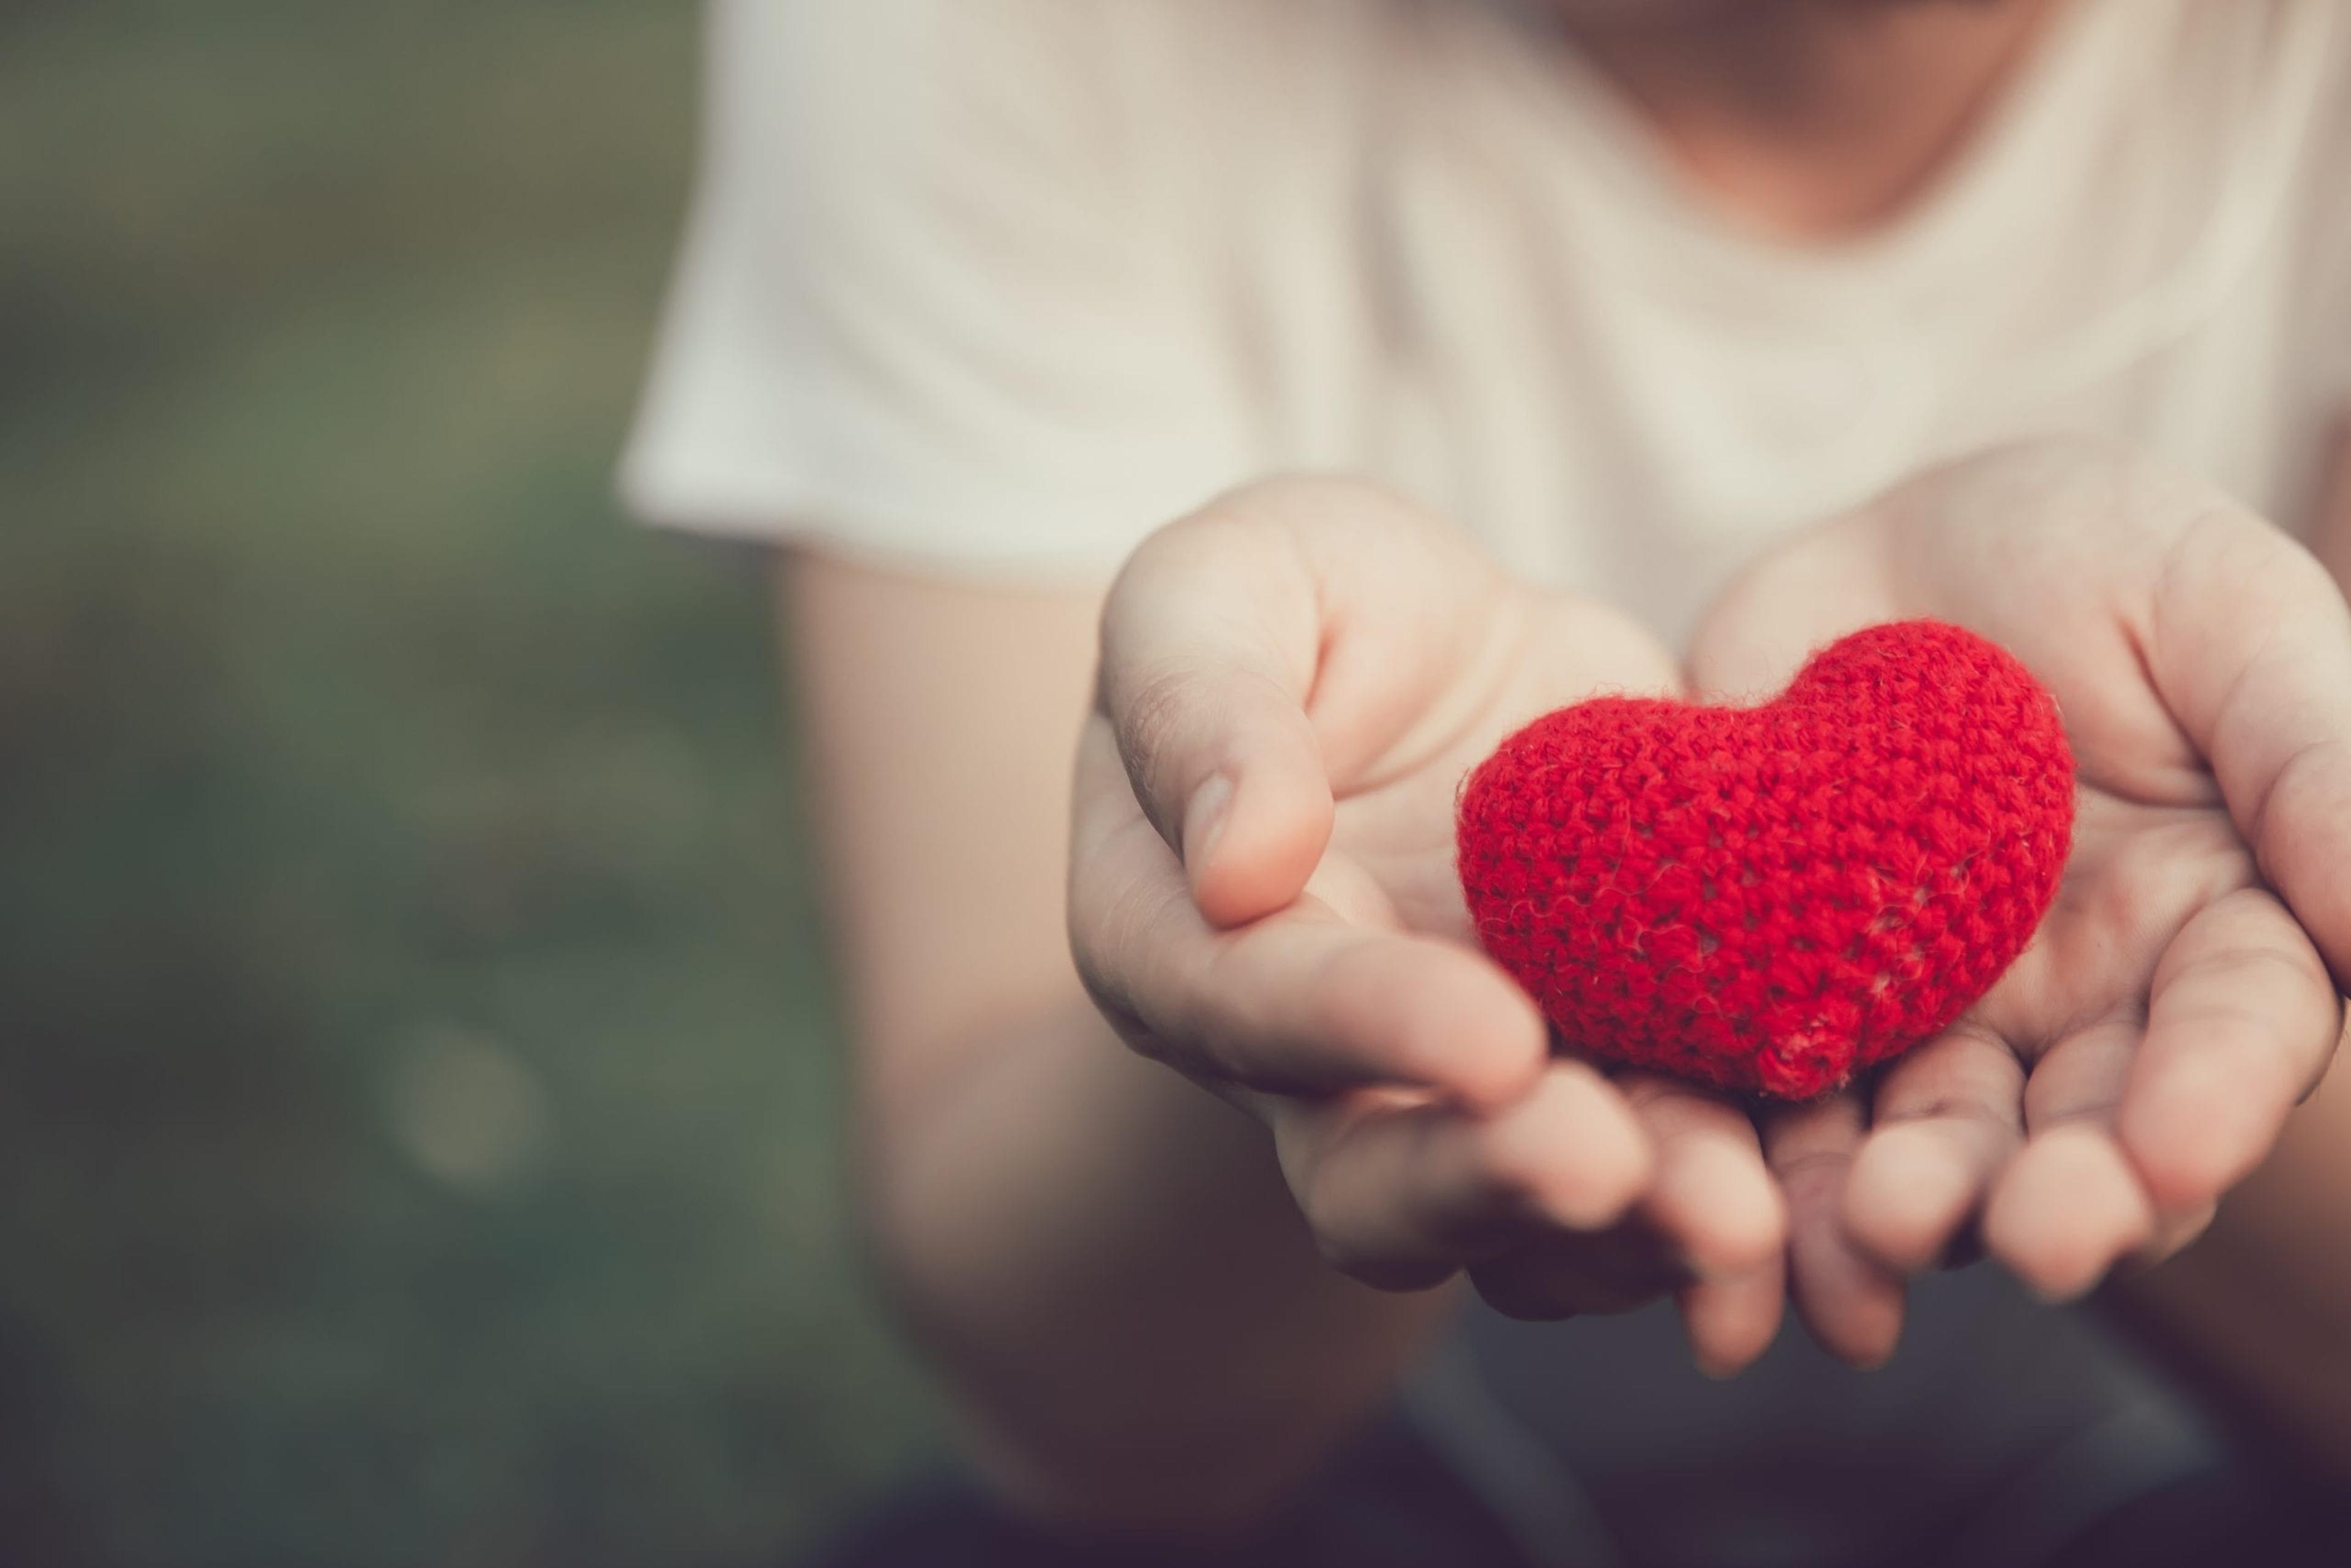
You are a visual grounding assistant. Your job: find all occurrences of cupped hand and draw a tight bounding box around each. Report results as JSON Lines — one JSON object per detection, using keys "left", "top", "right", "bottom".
{"left": 1689, "top": 438, "right": 2351, "bottom": 1364}
{"left": 1071, "top": 479, "right": 1788, "bottom": 1374}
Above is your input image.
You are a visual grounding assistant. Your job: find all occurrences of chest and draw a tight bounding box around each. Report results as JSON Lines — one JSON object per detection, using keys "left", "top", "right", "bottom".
{"left": 1201, "top": 0, "right": 2341, "bottom": 645}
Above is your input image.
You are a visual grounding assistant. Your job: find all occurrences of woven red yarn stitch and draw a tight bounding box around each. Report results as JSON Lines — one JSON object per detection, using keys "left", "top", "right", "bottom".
{"left": 1456, "top": 620, "right": 2075, "bottom": 1100}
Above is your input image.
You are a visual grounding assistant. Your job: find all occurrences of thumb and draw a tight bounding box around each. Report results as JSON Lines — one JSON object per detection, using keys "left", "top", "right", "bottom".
{"left": 2142, "top": 511, "right": 2351, "bottom": 989}
{"left": 1098, "top": 508, "right": 1334, "bottom": 928}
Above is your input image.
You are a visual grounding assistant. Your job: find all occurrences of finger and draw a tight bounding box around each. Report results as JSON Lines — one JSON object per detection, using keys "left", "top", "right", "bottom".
{"left": 1678, "top": 1262, "right": 1787, "bottom": 1379}
{"left": 1985, "top": 1125, "right": 2155, "bottom": 1302}
{"left": 1615, "top": 1073, "right": 1788, "bottom": 1376}
{"left": 2117, "top": 886, "right": 2341, "bottom": 1212}
{"left": 1620, "top": 1073, "right": 1787, "bottom": 1280}
{"left": 1464, "top": 1096, "right": 1788, "bottom": 1352}
{"left": 2143, "top": 515, "right": 2351, "bottom": 988}
{"left": 1842, "top": 1022, "right": 2025, "bottom": 1274}
{"left": 1072, "top": 728, "right": 1547, "bottom": 1106}
{"left": 1765, "top": 1093, "right": 1905, "bottom": 1369}
{"left": 1282, "top": 1065, "right": 1653, "bottom": 1291}
{"left": 1984, "top": 1015, "right": 2154, "bottom": 1300}
{"left": 1098, "top": 516, "right": 1333, "bottom": 926}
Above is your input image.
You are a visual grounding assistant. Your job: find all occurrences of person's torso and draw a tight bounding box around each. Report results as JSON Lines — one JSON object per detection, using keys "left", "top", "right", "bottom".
{"left": 1134, "top": 0, "right": 2351, "bottom": 647}
{"left": 1100, "top": 2, "right": 2351, "bottom": 1560}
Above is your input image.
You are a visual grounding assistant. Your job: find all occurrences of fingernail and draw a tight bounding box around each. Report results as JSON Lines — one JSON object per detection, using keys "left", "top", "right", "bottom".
{"left": 1183, "top": 774, "right": 1233, "bottom": 866}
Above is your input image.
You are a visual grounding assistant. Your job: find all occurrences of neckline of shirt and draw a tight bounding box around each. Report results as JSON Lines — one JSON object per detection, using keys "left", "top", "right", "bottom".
{"left": 1436, "top": 0, "right": 2341, "bottom": 411}
{"left": 1461, "top": 0, "right": 2138, "bottom": 307}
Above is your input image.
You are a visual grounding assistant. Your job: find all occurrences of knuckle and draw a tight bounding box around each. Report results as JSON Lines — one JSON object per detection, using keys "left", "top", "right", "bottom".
{"left": 1887, "top": 1091, "right": 2020, "bottom": 1141}
{"left": 1769, "top": 1146, "right": 1853, "bottom": 1202}
{"left": 1068, "top": 875, "right": 1201, "bottom": 1068}
{"left": 1111, "top": 666, "right": 1198, "bottom": 801}
{"left": 2246, "top": 751, "right": 2351, "bottom": 904}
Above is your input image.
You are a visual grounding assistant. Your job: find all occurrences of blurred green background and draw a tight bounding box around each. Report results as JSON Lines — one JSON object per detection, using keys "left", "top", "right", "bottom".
{"left": 0, "top": 3, "right": 940, "bottom": 1563}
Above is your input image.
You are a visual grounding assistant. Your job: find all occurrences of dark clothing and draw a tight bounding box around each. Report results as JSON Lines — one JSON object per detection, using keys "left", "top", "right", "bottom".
{"left": 814, "top": 1267, "right": 2350, "bottom": 1567}
{"left": 1449, "top": 1264, "right": 2229, "bottom": 1567}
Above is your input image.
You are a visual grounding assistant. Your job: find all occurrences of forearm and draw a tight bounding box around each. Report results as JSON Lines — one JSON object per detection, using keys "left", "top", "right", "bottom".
{"left": 860, "top": 993, "right": 1454, "bottom": 1530}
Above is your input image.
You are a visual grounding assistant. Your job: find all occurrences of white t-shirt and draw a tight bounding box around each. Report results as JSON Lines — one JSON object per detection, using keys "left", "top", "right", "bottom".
{"left": 623, "top": 0, "right": 2351, "bottom": 647}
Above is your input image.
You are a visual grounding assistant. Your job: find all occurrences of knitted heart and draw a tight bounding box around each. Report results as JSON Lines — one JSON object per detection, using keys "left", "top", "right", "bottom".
{"left": 1456, "top": 620, "right": 2074, "bottom": 1100}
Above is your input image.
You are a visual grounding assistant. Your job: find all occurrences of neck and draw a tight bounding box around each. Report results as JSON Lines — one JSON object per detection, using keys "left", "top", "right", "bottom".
{"left": 1561, "top": 0, "right": 2064, "bottom": 237}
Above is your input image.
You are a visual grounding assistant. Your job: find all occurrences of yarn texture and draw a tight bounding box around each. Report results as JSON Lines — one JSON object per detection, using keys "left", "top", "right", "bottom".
{"left": 1455, "top": 620, "right": 2075, "bottom": 1100}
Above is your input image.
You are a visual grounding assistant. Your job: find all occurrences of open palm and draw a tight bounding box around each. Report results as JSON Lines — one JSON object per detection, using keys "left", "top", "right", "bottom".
{"left": 1071, "top": 479, "right": 1788, "bottom": 1370}
{"left": 1687, "top": 440, "right": 2351, "bottom": 1362}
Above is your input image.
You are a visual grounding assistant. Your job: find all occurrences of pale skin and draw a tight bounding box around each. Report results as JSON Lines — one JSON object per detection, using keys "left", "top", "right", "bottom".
{"left": 1690, "top": 443, "right": 2351, "bottom": 1381}
{"left": 775, "top": 0, "right": 2351, "bottom": 1532}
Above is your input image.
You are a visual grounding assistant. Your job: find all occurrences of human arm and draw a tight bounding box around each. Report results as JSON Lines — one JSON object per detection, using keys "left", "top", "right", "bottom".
{"left": 784, "top": 479, "right": 1794, "bottom": 1531}
{"left": 653, "top": 0, "right": 1776, "bottom": 1517}
{"left": 781, "top": 552, "right": 1443, "bottom": 1530}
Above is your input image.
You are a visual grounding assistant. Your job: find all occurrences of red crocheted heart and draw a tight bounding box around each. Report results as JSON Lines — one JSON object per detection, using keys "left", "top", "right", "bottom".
{"left": 1456, "top": 620, "right": 2074, "bottom": 1100}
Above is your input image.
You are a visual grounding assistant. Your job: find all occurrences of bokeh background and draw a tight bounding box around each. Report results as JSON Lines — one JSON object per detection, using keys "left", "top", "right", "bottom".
{"left": 0, "top": 2, "right": 940, "bottom": 1563}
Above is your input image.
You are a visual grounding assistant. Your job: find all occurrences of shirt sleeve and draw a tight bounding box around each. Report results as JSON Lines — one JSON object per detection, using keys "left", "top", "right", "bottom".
{"left": 618, "top": 0, "right": 1257, "bottom": 579}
